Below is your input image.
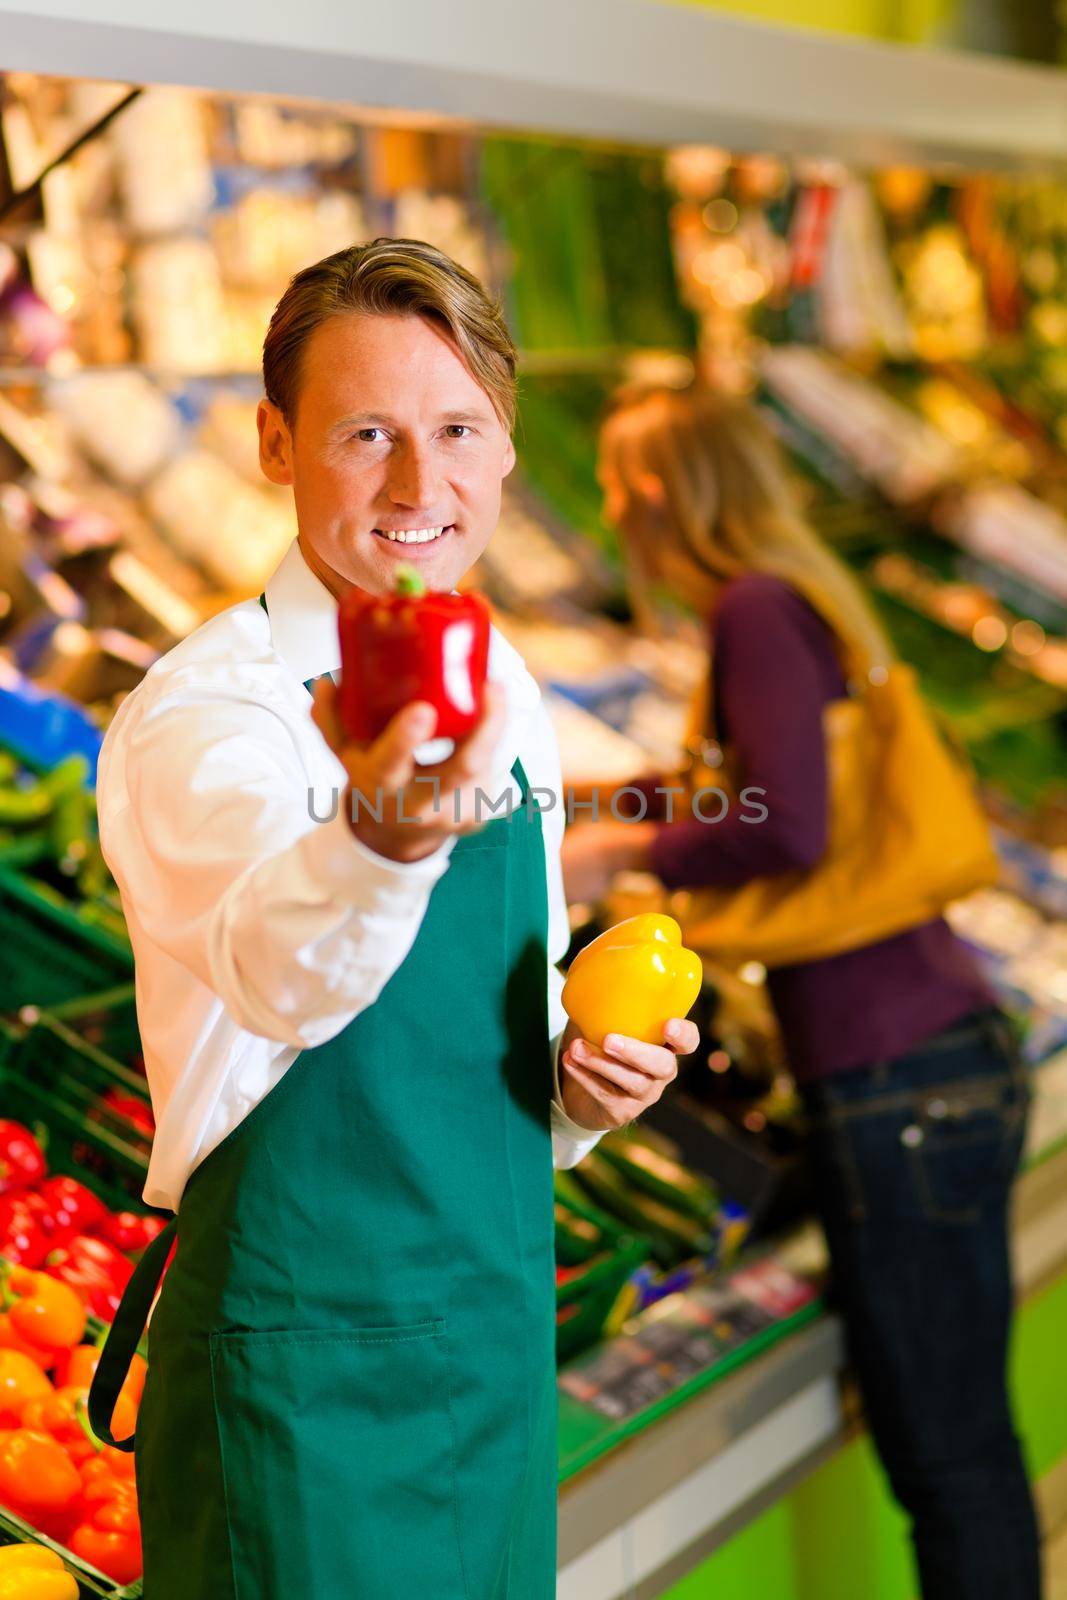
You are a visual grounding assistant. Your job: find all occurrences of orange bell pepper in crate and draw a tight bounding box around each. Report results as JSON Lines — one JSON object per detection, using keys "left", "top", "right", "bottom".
{"left": 0, "top": 1428, "right": 81, "bottom": 1532}
{"left": 0, "top": 1352, "right": 52, "bottom": 1426}
{"left": 0, "top": 1316, "right": 52, "bottom": 1372}
{"left": 1, "top": 1269, "right": 86, "bottom": 1360}
{"left": 54, "top": 1344, "right": 146, "bottom": 1410}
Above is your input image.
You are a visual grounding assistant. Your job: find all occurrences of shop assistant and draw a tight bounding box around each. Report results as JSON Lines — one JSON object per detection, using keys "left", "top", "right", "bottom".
{"left": 87, "top": 238, "right": 699, "bottom": 1600}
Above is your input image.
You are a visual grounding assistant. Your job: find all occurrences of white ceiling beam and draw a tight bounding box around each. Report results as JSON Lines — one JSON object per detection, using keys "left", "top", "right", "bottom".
{"left": 1, "top": 0, "right": 1066, "bottom": 170}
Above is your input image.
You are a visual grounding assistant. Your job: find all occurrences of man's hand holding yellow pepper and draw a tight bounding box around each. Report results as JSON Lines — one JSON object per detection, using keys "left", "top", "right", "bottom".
{"left": 557, "top": 913, "right": 703, "bottom": 1131}
{"left": 558, "top": 1014, "right": 699, "bottom": 1132}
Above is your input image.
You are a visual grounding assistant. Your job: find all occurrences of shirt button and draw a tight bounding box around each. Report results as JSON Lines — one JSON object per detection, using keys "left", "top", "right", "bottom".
{"left": 901, "top": 1125, "right": 924, "bottom": 1148}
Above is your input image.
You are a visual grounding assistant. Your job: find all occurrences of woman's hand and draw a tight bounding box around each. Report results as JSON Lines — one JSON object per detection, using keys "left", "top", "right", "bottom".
{"left": 558, "top": 1016, "right": 699, "bottom": 1131}
{"left": 561, "top": 820, "right": 656, "bottom": 904}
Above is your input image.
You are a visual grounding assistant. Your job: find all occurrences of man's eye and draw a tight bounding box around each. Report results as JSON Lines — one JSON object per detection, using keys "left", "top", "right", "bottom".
{"left": 444, "top": 425, "right": 471, "bottom": 439}
{"left": 355, "top": 428, "right": 385, "bottom": 443}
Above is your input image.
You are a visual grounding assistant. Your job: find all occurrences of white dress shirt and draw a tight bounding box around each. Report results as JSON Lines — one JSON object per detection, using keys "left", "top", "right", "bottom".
{"left": 96, "top": 537, "right": 603, "bottom": 1211}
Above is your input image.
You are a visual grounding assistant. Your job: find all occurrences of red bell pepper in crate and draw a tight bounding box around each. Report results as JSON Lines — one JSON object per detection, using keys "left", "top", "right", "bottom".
{"left": 44, "top": 1236, "right": 133, "bottom": 1322}
{"left": 0, "top": 1196, "right": 50, "bottom": 1268}
{"left": 0, "top": 1122, "right": 47, "bottom": 1195}
{"left": 34, "top": 1177, "right": 108, "bottom": 1245}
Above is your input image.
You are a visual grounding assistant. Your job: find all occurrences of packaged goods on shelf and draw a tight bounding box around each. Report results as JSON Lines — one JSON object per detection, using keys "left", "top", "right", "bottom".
{"left": 109, "top": 87, "right": 214, "bottom": 237}
{"left": 47, "top": 375, "right": 181, "bottom": 489}
{"left": 761, "top": 345, "right": 965, "bottom": 503}
{"left": 129, "top": 239, "right": 229, "bottom": 373}
{"left": 936, "top": 480, "right": 1067, "bottom": 603}
{"left": 815, "top": 178, "right": 915, "bottom": 357}
{"left": 144, "top": 451, "right": 296, "bottom": 592}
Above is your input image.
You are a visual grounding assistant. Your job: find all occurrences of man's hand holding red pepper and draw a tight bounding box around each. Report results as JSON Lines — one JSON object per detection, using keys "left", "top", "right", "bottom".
{"left": 311, "top": 679, "right": 508, "bottom": 865}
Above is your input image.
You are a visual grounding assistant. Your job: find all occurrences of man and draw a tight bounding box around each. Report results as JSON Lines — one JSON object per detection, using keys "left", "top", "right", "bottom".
{"left": 88, "top": 238, "right": 699, "bottom": 1599}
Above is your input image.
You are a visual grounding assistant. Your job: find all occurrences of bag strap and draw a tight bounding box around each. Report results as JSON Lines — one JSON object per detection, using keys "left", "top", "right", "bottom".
{"left": 687, "top": 575, "right": 881, "bottom": 759}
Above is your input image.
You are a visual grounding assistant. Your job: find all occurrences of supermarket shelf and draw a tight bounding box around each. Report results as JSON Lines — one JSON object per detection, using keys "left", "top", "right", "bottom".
{"left": 5, "top": 1, "right": 1067, "bottom": 170}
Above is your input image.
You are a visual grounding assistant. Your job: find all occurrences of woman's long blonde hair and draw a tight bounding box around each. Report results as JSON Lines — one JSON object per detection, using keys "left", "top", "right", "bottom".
{"left": 598, "top": 384, "right": 893, "bottom": 671}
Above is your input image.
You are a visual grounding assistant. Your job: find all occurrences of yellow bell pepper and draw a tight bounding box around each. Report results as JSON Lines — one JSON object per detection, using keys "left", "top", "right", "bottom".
{"left": 0, "top": 1544, "right": 78, "bottom": 1600}
{"left": 561, "top": 914, "right": 702, "bottom": 1048}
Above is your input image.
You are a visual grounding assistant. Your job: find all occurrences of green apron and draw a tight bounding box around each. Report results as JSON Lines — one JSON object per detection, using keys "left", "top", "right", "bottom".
{"left": 90, "top": 600, "right": 558, "bottom": 1599}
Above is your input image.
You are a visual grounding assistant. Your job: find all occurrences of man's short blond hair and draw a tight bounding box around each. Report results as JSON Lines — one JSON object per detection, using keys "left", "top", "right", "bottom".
{"left": 262, "top": 237, "right": 517, "bottom": 430}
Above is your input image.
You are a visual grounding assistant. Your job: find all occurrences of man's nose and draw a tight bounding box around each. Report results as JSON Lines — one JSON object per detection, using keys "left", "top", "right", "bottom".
{"left": 386, "top": 443, "right": 439, "bottom": 510}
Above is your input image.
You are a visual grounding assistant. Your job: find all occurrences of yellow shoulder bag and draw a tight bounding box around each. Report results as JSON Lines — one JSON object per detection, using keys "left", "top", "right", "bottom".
{"left": 670, "top": 586, "right": 999, "bottom": 968}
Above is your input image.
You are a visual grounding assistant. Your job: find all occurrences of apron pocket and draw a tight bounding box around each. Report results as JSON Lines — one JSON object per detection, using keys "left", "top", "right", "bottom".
{"left": 209, "top": 1319, "right": 469, "bottom": 1600}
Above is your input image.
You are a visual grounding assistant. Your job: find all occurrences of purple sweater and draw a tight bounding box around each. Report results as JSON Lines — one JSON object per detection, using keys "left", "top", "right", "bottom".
{"left": 646, "top": 574, "right": 993, "bottom": 1083}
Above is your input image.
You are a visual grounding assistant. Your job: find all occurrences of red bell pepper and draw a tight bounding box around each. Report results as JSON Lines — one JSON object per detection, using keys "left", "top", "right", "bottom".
{"left": 338, "top": 567, "right": 490, "bottom": 742}
{"left": 69, "top": 1497, "right": 142, "bottom": 1584}
{"left": 0, "top": 1195, "right": 50, "bottom": 1268}
{"left": 68, "top": 1464, "right": 142, "bottom": 1584}
{"left": 35, "top": 1177, "right": 108, "bottom": 1244}
{"left": 0, "top": 1121, "right": 47, "bottom": 1195}
{"left": 98, "top": 1210, "right": 168, "bottom": 1254}
{"left": 99, "top": 1089, "right": 154, "bottom": 1138}
{"left": 44, "top": 1236, "right": 133, "bottom": 1322}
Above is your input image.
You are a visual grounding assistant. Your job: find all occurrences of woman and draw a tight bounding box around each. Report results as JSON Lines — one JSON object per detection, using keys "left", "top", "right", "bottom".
{"left": 563, "top": 384, "right": 1041, "bottom": 1600}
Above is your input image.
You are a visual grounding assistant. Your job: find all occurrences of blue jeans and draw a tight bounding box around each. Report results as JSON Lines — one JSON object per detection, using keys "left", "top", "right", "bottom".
{"left": 800, "top": 1009, "right": 1041, "bottom": 1600}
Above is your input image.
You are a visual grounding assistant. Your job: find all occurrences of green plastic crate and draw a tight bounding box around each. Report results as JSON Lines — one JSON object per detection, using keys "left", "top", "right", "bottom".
{"left": 0, "top": 867, "right": 132, "bottom": 1012}
{"left": 27, "top": 983, "right": 143, "bottom": 1076}
{"left": 12, "top": 979, "right": 149, "bottom": 1171}
{"left": 556, "top": 1183, "right": 649, "bottom": 1363}
{"left": 0, "top": 1016, "right": 18, "bottom": 1075}
{"left": 0, "top": 1069, "right": 149, "bottom": 1212}
{"left": 1, "top": 995, "right": 150, "bottom": 1212}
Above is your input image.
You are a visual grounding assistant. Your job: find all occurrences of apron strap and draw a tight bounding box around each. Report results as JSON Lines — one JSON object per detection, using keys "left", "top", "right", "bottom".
{"left": 87, "top": 1217, "right": 177, "bottom": 1452}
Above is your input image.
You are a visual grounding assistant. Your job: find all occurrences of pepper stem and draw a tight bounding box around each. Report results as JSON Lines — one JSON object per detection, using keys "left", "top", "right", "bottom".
{"left": 394, "top": 565, "right": 427, "bottom": 599}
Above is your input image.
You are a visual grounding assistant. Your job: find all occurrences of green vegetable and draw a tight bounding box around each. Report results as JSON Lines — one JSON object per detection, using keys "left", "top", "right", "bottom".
{"left": 554, "top": 1202, "right": 601, "bottom": 1266}
{"left": 597, "top": 1129, "right": 719, "bottom": 1224}
{"left": 572, "top": 1152, "right": 714, "bottom": 1267}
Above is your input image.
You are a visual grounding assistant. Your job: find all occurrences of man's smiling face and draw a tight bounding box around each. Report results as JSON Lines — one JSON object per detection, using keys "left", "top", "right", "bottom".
{"left": 257, "top": 310, "right": 515, "bottom": 599}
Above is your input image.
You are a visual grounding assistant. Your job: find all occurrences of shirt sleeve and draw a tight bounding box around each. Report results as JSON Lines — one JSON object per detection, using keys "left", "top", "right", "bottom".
{"left": 649, "top": 577, "right": 834, "bottom": 890}
{"left": 100, "top": 685, "right": 453, "bottom": 1051}
{"left": 529, "top": 698, "right": 605, "bottom": 1169}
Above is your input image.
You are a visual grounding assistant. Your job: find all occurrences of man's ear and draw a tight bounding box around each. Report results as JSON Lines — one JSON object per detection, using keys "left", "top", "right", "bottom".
{"left": 258, "top": 400, "right": 294, "bottom": 486}
{"left": 502, "top": 435, "right": 517, "bottom": 479}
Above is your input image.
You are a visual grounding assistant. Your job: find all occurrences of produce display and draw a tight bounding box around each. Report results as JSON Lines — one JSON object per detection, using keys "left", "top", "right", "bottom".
{"left": 0, "top": 948, "right": 160, "bottom": 1589}
{"left": 0, "top": 1200, "right": 149, "bottom": 1587}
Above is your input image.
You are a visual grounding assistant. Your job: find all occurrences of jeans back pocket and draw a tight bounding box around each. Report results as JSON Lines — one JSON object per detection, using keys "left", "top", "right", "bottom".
{"left": 909, "top": 1074, "right": 1029, "bottom": 1223}
{"left": 210, "top": 1320, "right": 469, "bottom": 1600}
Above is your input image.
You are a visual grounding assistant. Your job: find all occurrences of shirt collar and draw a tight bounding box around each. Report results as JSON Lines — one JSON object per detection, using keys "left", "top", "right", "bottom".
{"left": 261, "top": 536, "right": 540, "bottom": 720}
